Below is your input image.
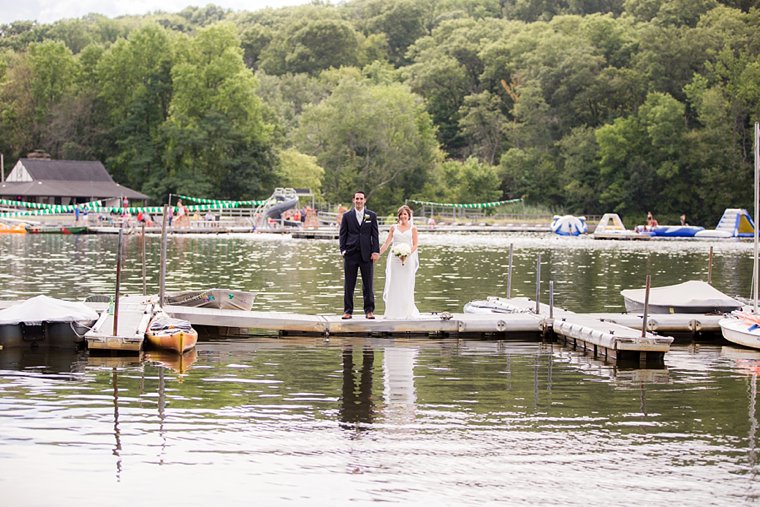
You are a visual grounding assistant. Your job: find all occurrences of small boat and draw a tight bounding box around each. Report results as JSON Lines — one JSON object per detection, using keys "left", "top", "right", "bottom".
{"left": 0, "top": 295, "right": 98, "bottom": 348}
{"left": 26, "top": 225, "right": 88, "bottom": 234}
{"left": 146, "top": 313, "right": 198, "bottom": 353}
{"left": 0, "top": 223, "right": 27, "bottom": 234}
{"left": 621, "top": 280, "right": 742, "bottom": 314}
{"left": 165, "top": 288, "right": 256, "bottom": 311}
{"left": 719, "top": 314, "right": 760, "bottom": 350}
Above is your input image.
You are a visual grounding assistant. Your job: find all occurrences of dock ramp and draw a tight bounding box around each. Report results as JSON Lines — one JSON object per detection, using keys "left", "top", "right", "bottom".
{"left": 85, "top": 295, "right": 155, "bottom": 352}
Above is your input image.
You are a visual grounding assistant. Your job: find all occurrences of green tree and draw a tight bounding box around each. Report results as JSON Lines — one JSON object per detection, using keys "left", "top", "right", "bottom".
{"left": 160, "top": 23, "right": 276, "bottom": 200}
{"left": 294, "top": 76, "right": 440, "bottom": 212}
{"left": 96, "top": 24, "right": 175, "bottom": 190}
{"left": 259, "top": 18, "right": 362, "bottom": 75}
{"left": 277, "top": 148, "right": 325, "bottom": 195}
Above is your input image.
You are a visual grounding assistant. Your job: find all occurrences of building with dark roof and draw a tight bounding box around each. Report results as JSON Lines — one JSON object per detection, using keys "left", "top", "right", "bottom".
{"left": 0, "top": 158, "right": 148, "bottom": 206}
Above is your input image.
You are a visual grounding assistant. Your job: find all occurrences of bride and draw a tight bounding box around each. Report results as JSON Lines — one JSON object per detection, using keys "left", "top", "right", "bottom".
{"left": 379, "top": 205, "right": 420, "bottom": 319}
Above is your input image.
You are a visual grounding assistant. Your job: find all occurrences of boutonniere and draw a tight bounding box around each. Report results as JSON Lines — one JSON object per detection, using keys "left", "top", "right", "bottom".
{"left": 363, "top": 215, "right": 371, "bottom": 222}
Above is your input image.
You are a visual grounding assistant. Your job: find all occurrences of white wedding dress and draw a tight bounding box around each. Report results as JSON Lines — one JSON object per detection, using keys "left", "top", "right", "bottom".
{"left": 383, "top": 225, "right": 420, "bottom": 319}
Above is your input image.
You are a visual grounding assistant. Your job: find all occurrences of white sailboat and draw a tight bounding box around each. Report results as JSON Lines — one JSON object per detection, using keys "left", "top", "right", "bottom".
{"left": 719, "top": 122, "right": 760, "bottom": 350}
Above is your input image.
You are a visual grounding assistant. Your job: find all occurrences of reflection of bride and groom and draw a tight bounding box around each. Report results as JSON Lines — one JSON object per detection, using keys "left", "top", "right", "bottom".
{"left": 339, "top": 191, "right": 420, "bottom": 320}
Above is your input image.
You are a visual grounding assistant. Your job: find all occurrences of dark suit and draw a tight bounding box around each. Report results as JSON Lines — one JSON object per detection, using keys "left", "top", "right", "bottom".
{"left": 339, "top": 208, "right": 380, "bottom": 314}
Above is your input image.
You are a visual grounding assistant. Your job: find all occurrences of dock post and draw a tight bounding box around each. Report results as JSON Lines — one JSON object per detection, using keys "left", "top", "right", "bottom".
{"left": 707, "top": 246, "right": 713, "bottom": 285}
{"left": 113, "top": 226, "right": 124, "bottom": 335}
{"left": 141, "top": 222, "right": 147, "bottom": 296}
{"left": 159, "top": 204, "right": 169, "bottom": 307}
{"left": 641, "top": 274, "right": 651, "bottom": 338}
{"left": 549, "top": 281, "right": 554, "bottom": 319}
{"left": 535, "top": 253, "right": 541, "bottom": 314}
{"left": 507, "top": 243, "right": 513, "bottom": 299}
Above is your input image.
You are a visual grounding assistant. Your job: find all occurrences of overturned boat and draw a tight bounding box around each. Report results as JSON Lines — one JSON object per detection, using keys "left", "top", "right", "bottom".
{"left": 621, "top": 280, "right": 743, "bottom": 314}
{"left": 165, "top": 288, "right": 256, "bottom": 311}
{"left": 0, "top": 295, "right": 99, "bottom": 348}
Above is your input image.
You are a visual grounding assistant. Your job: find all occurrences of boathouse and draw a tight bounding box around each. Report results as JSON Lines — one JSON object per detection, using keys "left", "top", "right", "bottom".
{"left": 0, "top": 155, "right": 148, "bottom": 206}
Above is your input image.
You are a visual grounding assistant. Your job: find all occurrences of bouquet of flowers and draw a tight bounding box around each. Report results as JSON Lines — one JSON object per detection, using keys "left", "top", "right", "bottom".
{"left": 391, "top": 243, "right": 412, "bottom": 265}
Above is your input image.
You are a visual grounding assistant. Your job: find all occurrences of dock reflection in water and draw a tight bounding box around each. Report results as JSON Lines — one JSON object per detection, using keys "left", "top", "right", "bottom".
{"left": 1, "top": 338, "right": 759, "bottom": 504}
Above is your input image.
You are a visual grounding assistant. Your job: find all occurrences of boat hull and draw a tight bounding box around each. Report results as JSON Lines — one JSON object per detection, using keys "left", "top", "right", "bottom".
{"left": 0, "top": 320, "right": 95, "bottom": 348}
{"left": 719, "top": 318, "right": 760, "bottom": 350}
{"left": 165, "top": 289, "right": 256, "bottom": 311}
{"left": 26, "top": 225, "right": 88, "bottom": 234}
{"left": 145, "top": 328, "right": 198, "bottom": 354}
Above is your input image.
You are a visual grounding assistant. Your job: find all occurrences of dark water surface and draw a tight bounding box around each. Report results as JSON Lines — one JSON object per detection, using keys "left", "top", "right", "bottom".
{"left": 1, "top": 232, "right": 758, "bottom": 505}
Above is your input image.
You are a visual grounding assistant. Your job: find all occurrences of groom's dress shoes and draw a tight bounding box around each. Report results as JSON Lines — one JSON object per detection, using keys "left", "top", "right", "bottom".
{"left": 342, "top": 313, "right": 352, "bottom": 320}
{"left": 365, "top": 312, "right": 375, "bottom": 319}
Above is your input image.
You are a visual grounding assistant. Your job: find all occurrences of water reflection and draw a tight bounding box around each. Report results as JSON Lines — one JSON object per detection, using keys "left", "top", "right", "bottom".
{"left": 383, "top": 347, "right": 418, "bottom": 425}
{"left": 722, "top": 346, "right": 760, "bottom": 480}
{"left": 111, "top": 368, "right": 123, "bottom": 481}
{"left": 339, "top": 345, "right": 375, "bottom": 432}
{"left": 1, "top": 232, "right": 758, "bottom": 314}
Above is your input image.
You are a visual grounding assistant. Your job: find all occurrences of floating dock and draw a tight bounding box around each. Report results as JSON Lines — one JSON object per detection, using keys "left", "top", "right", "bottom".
{"left": 465, "top": 297, "right": 674, "bottom": 364}
{"left": 84, "top": 295, "right": 155, "bottom": 352}
{"left": 0, "top": 292, "right": 730, "bottom": 364}
{"left": 164, "top": 306, "right": 545, "bottom": 337}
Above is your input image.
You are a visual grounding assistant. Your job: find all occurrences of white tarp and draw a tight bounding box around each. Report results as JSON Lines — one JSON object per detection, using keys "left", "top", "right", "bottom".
{"left": 621, "top": 280, "right": 742, "bottom": 309}
{"left": 0, "top": 295, "right": 98, "bottom": 325}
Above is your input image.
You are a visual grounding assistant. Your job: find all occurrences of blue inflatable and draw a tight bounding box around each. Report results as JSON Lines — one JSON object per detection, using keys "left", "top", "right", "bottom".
{"left": 551, "top": 215, "right": 588, "bottom": 236}
{"left": 650, "top": 225, "right": 704, "bottom": 237}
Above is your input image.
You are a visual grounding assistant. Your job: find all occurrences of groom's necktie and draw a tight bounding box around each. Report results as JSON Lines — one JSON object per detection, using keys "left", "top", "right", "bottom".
{"left": 356, "top": 210, "right": 364, "bottom": 225}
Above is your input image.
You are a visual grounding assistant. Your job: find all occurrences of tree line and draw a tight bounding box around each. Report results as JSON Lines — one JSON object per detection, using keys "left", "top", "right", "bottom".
{"left": 0, "top": 0, "right": 758, "bottom": 224}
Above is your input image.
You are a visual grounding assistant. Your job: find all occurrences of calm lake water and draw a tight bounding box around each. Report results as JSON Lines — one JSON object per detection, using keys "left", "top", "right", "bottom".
{"left": 1, "top": 232, "right": 759, "bottom": 505}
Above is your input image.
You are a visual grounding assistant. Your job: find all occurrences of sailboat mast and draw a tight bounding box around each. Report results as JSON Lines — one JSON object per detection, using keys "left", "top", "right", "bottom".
{"left": 754, "top": 122, "right": 759, "bottom": 313}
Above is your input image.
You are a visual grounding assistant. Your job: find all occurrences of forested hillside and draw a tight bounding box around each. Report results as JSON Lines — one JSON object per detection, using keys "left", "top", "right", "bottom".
{"left": 1, "top": 0, "right": 758, "bottom": 224}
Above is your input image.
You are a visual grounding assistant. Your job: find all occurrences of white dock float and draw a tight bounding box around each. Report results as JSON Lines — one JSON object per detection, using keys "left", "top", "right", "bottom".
{"left": 586, "top": 313, "right": 723, "bottom": 333}
{"left": 85, "top": 295, "right": 155, "bottom": 352}
{"left": 553, "top": 315, "right": 672, "bottom": 362}
{"left": 467, "top": 296, "right": 674, "bottom": 363}
{"left": 163, "top": 306, "right": 544, "bottom": 337}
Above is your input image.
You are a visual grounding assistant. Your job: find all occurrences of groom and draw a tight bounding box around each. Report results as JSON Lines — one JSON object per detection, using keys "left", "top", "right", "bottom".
{"left": 339, "top": 191, "right": 380, "bottom": 319}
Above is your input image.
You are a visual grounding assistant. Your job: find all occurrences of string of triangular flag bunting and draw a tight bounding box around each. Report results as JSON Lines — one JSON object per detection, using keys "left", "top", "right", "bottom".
{"left": 408, "top": 198, "right": 522, "bottom": 209}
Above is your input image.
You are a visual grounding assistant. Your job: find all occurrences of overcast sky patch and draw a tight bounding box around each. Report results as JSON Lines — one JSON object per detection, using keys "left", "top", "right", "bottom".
{"left": 0, "top": 0, "right": 309, "bottom": 24}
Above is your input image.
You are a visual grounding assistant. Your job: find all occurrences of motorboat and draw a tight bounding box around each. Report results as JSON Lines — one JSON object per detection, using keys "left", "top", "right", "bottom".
{"left": 621, "top": 280, "right": 742, "bottom": 314}
{"left": 165, "top": 288, "right": 256, "bottom": 311}
{"left": 146, "top": 313, "right": 198, "bottom": 354}
{"left": 0, "top": 295, "right": 98, "bottom": 348}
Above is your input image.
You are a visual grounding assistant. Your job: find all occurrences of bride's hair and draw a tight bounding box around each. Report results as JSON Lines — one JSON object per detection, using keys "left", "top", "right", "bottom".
{"left": 397, "top": 204, "right": 413, "bottom": 222}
